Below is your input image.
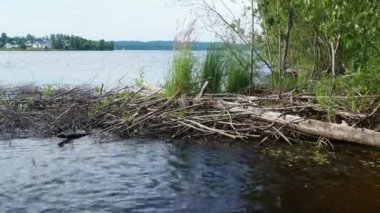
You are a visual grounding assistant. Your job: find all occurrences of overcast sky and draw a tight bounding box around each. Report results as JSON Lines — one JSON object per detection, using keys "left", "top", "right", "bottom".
{"left": 1, "top": 0, "right": 216, "bottom": 41}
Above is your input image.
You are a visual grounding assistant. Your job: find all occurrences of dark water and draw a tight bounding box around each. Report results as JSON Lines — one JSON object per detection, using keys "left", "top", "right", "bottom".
{"left": 0, "top": 137, "right": 379, "bottom": 212}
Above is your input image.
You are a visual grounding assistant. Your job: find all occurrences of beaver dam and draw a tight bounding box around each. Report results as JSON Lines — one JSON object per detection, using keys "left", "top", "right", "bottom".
{"left": 0, "top": 84, "right": 379, "bottom": 148}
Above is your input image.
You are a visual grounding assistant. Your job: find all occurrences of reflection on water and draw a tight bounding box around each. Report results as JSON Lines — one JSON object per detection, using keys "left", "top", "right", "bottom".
{"left": 0, "top": 138, "right": 379, "bottom": 212}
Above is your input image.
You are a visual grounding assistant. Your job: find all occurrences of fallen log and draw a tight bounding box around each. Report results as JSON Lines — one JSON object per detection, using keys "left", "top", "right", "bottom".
{"left": 142, "top": 83, "right": 164, "bottom": 95}
{"left": 219, "top": 100, "right": 380, "bottom": 147}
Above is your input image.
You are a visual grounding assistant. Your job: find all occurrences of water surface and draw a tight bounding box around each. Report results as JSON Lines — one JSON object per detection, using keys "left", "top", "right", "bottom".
{"left": 0, "top": 138, "right": 379, "bottom": 212}
{"left": 0, "top": 51, "right": 201, "bottom": 88}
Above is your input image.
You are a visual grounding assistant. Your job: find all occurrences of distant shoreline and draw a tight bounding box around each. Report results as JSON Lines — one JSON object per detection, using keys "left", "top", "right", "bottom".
{"left": 0, "top": 48, "right": 207, "bottom": 52}
{"left": 0, "top": 48, "right": 114, "bottom": 51}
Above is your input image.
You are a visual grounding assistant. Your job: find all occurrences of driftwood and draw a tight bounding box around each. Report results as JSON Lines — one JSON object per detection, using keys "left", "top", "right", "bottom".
{"left": 219, "top": 100, "right": 380, "bottom": 147}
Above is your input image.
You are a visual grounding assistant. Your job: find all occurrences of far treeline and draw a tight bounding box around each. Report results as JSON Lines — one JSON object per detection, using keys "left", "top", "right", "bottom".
{"left": 50, "top": 34, "right": 114, "bottom": 50}
{"left": 0, "top": 32, "right": 114, "bottom": 50}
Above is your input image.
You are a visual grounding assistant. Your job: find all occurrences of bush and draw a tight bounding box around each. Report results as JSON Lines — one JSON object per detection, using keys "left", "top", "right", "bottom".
{"left": 316, "top": 69, "right": 380, "bottom": 114}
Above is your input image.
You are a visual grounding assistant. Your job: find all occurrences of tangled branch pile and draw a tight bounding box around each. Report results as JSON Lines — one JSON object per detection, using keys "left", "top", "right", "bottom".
{"left": 0, "top": 85, "right": 97, "bottom": 138}
{"left": 88, "top": 85, "right": 380, "bottom": 147}
{"left": 1, "top": 85, "right": 379, "bottom": 147}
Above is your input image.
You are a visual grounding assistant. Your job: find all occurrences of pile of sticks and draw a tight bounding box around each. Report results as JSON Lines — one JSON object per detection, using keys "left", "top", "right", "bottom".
{"left": 1, "top": 84, "right": 379, "bottom": 147}
{"left": 88, "top": 85, "right": 380, "bottom": 147}
{"left": 0, "top": 85, "right": 98, "bottom": 138}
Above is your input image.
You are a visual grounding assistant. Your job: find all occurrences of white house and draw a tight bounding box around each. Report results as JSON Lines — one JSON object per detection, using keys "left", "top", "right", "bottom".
{"left": 32, "top": 41, "right": 43, "bottom": 48}
{"left": 25, "top": 41, "right": 33, "bottom": 48}
{"left": 4, "top": 43, "right": 19, "bottom": 49}
{"left": 32, "top": 40, "right": 52, "bottom": 49}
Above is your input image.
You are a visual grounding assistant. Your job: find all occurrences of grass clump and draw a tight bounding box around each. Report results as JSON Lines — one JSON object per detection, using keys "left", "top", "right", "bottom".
{"left": 225, "top": 51, "right": 250, "bottom": 93}
{"left": 165, "top": 44, "right": 195, "bottom": 97}
{"left": 200, "top": 45, "right": 225, "bottom": 93}
{"left": 43, "top": 84, "right": 54, "bottom": 97}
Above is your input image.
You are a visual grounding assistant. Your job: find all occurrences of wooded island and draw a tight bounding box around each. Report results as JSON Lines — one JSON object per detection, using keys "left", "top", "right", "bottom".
{"left": 0, "top": 33, "right": 114, "bottom": 50}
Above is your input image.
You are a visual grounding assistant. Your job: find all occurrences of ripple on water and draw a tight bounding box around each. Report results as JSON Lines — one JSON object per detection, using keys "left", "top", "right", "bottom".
{"left": 0, "top": 138, "right": 379, "bottom": 212}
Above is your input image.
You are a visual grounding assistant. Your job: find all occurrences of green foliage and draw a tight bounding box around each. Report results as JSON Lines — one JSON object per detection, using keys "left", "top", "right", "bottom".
{"left": 94, "top": 85, "right": 102, "bottom": 94}
{"left": 0, "top": 89, "right": 4, "bottom": 104}
{"left": 0, "top": 32, "right": 114, "bottom": 50}
{"left": 258, "top": 0, "right": 379, "bottom": 90}
{"left": 135, "top": 68, "right": 145, "bottom": 88}
{"left": 264, "top": 147, "right": 332, "bottom": 167}
{"left": 1, "top": 33, "right": 7, "bottom": 45}
{"left": 200, "top": 45, "right": 224, "bottom": 93}
{"left": 316, "top": 69, "right": 380, "bottom": 114}
{"left": 43, "top": 84, "right": 53, "bottom": 97}
{"left": 98, "top": 97, "right": 113, "bottom": 109}
{"left": 225, "top": 52, "right": 250, "bottom": 93}
{"left": 164, "top": 43, "right": 254, "bottom": 95}
{"left": 50, "top": 34, "right": 114, "bottom": 50}
{"left": 165, "top": 44, "right": 195, "bottom": 97}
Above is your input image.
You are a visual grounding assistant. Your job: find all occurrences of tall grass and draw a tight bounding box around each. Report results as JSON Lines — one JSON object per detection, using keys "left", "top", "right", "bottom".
{"left": 200, "top": 45, "right": 224, "bottom": 93}
{"left": 225, "top": 51, "right": 250, "bottom": 93}
{"left": 165, "top": 44, "right": 195, "bottom": 97}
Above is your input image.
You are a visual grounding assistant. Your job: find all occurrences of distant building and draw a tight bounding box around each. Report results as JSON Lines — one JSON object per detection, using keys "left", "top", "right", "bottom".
{"left": 32, "top": 41, "right": 43, "bottom": 48}
{"left": 63, "top": 40, "right": 71, "bottom": 49}
{"left": 4, "top": 42, "right": 19, "bottom": 49}
{"left": 32, "top": 40, "right": 52, "bottom": 49}
{"left": 25, "top": 40, "right": 33, "bottom": 48}
{"left": 44, "top": 40, "right": 52, "bottom": 49}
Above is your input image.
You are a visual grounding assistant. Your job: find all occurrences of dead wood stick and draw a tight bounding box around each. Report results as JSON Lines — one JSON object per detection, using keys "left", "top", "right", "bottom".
{"left": 182, "top": 119, "right": 238, "bottom": 139}
{"left": 272, "top": 127, "right": 292, "bottom": 145}
{"left": 194, "top": 81, "right": 209, "bottom": 102}
{"left": 225, "top": 110, "right": 245, "bottom": 140}
{"left": 46, "top": 87, "right": 78, "bottom": 101}
{"left": 353, "top": 103, "right": 380, "bottom": 127}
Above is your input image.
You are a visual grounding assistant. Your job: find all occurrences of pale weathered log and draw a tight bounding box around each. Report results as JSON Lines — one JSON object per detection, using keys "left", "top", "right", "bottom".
{"left": 142, "top": 83, "right": 164, "bottom": 95}
{"left": 219, "top": 100, "right": 380, "bottom": 147}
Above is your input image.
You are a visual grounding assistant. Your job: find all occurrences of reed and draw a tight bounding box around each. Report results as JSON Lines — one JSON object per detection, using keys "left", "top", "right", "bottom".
{"left": 225, "top": 51, "right": 250, "bottom": 93}
{"left": 200, "top": 45, "right": 224, "bottom": 93}
{"left": 165, "top": 44, "right": 195, "bottom": 97}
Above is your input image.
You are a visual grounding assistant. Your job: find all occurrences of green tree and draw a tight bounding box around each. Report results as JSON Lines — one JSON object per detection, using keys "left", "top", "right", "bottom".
{"left": 1, "top": 32, "right": 7, "bottom": 44}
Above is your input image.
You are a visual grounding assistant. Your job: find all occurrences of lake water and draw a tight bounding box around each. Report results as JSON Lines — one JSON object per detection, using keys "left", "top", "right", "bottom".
{"left": 0, "top": 138, "right": 379, "bottom": 212}
{"left": 1, "top": 51, "right": 379, "bottom": 212}
{"left": 0, "top": 51, "right": 205, "bottom": 88}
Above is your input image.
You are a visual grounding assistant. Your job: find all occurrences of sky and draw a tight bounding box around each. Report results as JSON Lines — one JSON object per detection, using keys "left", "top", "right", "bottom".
{"left": 0, "top": 0, "right": 216, "bottom": 41}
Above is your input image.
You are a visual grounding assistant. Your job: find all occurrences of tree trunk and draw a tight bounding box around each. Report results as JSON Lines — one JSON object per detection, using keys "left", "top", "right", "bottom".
{"left": 279, "top": 7, "right": 295, "bottom": 94}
